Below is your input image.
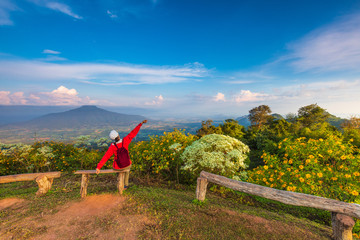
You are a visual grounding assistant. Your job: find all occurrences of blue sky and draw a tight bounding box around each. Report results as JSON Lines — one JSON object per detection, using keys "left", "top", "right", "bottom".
{"left": 1, "top": 0, "right": 360, "bottom": 119}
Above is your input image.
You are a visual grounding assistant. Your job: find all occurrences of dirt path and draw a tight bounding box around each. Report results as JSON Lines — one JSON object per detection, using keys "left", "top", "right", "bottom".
{"left": 0, "top": 194, "right": 153, "bottom": 240}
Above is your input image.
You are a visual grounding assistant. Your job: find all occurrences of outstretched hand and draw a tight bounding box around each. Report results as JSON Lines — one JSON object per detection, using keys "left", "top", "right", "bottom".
{"left": 96, "top": 168, "right": 100, "bottom": 175}
{"left": 142, "top": 120, "right": 148, "bottom": 124}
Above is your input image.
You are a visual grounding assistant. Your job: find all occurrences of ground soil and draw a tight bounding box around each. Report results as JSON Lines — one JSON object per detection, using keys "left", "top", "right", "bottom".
{"left": 0, "top": 194, "right": 154, "bottom": 240}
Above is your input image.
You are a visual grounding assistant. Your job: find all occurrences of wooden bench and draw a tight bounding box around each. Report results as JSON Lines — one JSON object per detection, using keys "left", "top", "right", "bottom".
{"left": 74, "top": 169, "right": 130, "bottom": 198}
{"left": 0, "top": 171, "right": 61, "bottom": 196}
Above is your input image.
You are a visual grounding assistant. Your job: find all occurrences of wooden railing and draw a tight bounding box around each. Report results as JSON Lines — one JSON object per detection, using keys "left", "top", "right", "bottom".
{"left": 0, "top": 172, "right": 61, "bottom": 196}
{"left": 196, "top": 171, "right": 358, "bottom": 240}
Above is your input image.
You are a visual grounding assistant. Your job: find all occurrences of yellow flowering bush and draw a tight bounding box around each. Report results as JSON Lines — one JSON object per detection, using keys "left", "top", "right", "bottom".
{"left": 248, "top": 136, "right": 360, "bottom": 203}
{"left": 129, "top": 129, "right": 197, "bottom": 182}
{"left": 181, "top": 134, "right": 250, "bottom": 179}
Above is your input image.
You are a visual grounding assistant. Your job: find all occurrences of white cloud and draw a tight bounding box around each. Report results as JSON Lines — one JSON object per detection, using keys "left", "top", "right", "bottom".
{"left": 0, "top": 91, "right": 27, "bottom": 104}
{"left": 29, "top": 0, "right": 82, "bottom": 19}
{"left": 214, "top": 92, "right": 225, "bottom": 102}
{"left": 0, "top": 91, "right": 11, "bottom": 104}
{"left": 107, "top": 10, "right": 118, "bottom": 19}
{"left": 42, "top": 49, "right": 61, "bottom": 54}
{"left": 287, "top": 13, "right": 360, "bottom": 72}
{"left": 145, "top": 95, "right": 164, "bottom": 105}
{"left": 0, "top": 59, "right": 207, "bottom": 85}
{"left": 0, "top": 0, "right": 19, "bottom": 26}
{"left": 0, "top": 86, "right": 99, "bottom": 106}
{"left": 233, "top": 90, "right": 275, "bottom": 103}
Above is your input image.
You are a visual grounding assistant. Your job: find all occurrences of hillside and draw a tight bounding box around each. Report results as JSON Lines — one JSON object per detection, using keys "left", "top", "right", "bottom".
{"left": 0, "top": 174, "right": 332, "bottom": 239}
{"left": 2, "top": 105, "right": 146, "bottom": 130}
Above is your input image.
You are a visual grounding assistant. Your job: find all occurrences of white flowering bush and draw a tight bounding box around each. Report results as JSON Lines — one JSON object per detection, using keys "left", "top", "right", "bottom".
{"left": 181, "top": 134, "right": 250, "bottom": 179}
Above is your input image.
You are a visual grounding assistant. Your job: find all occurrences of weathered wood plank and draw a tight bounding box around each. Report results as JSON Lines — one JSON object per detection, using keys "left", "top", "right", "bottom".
{"left": 196, "top": 177, "right": 208, "bottom": 201}
{"left": 80, "top": 174, "right": 90, "bottom": 198}
{"left": 332, "top": 212, "right": 355, "bottom": 240}
{"left": 74, "top": 169, "right": 130, "bottom": 174}
{"left": 200, "top": 171, "right": 360, "bottom": 219}
{"left": 36, "top": 175, "right": 54, "bottom": 196}
{"left": 0, "top": 172, "right": 61, "bottom": 184}
{"left": 117, "top": 172, "right": 125, "bottom": 195}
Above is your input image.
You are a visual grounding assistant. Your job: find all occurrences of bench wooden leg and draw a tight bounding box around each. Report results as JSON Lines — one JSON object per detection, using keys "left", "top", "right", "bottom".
{"left": 35, "top": 175, "right": 54, "bottom": 196}
{"left": 117, "top": 172, "right": 126, "bottom": 195}
{"left": 332, "top": 212, "right": 355, "bottom": 240}
{"left": 80, "top": 174, "right": 90, "bottom": 198}
{"left": 196, "top": 177, "right": 208, "bottom": 201}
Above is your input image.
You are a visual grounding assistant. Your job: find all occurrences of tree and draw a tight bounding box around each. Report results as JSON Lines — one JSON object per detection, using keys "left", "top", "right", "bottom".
{"left": 219, "top": 119, "right": 245, "bottom": 140}
{"left": 196, "top": 119, "right": 222, "bottom": 137}
{"left": 248, "top": 105, "right": 273, "bottom": 128}
{"left": 297, "top": 104, "right": 329, "bottom": 128}
{"left": 342, "top": 116, "right": 360, "bottom": 130}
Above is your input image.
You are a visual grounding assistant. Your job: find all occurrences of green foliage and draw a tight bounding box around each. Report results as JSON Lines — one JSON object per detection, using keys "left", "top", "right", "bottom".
{"left": 196, "top": 119, "right": 222, "bottom": 137}
{"left": 219, "top": 119, "right": 245, "bottom": 139}
{"left": 129, "top": 129, "right": 197, "bottom": 183}
{"left": 181, "top": 134, "right": 249, "bottom": 179}
{"left": 0, "top": 141, "right": 105, "bottom": 175}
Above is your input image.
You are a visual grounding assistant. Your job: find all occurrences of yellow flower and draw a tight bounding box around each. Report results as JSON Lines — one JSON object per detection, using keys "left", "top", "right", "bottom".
{"left": 331, "top": 177, "right": 338, "bottom": 181}
{"left": 264, "top": 166, "right": 269, "bottom": 170}
{"left": 282, "top": 183, "right": 287, "bottom": 188}
{"left": 317, "top": 172, "right": 323, "bottom": 178}
{"left": 305, "top": 159, "right": 311, "bottom": 164}
{"left": 354, "top": 172, "right": 360, "bottom": 177}
{"left": 306, "top": 174, "right": 311, "bottom": 178}
{"left": 269, "top": 178, "right": 274, "bottom": 182}
{"left": 283, "top": 160, "right": 288, "bottom": 164}
{"left": 299, "top": 177, "right": 305, "bottom": 183}
{"left": 345, "top": 174, "right": 351, "bottom": 178}
{"left": 309, "top": 155, "right": 314, "bottom": 159}
{"left": 263, "top": 178, "right": 267, "bottom": 182}
{"left": 351, "top": 190, "right": 359, "bottom": 196}
{"left": 340, "top": 155, "right": 346, "bottom": 160}
{"left": 289, "top": 159, "right": 293, "bottom": 164}
{"left": 299, "top": 165, "right": 304, "bottom": 170}
{"left": 328, "top": 150, "right": 333, "bottom": 154}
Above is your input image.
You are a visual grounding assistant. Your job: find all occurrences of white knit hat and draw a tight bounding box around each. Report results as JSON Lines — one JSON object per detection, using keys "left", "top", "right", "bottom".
{"left": 109, "top": 130, "right": 119, "bottom": 140}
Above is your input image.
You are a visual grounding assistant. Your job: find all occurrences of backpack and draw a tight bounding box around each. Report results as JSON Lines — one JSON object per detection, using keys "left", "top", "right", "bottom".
{"left": 114, "top": 141, "right": 131, "bottom": 168}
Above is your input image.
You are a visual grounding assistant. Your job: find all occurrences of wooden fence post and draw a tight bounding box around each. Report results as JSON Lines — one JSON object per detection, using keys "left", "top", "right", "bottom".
{"left": 117, "top": 172, "right": 125, "bottom": 195}
{"left": 332, "top": 212, "right": 355, "bottom": 240}
{"left": 35, "top": 175, "right": 54, "bottom": 196}
{"left": 196, "top": 177, "right": 208, "bottom": 201}
{"left": 80, "top": 174, "right": 90, "bottom": 198}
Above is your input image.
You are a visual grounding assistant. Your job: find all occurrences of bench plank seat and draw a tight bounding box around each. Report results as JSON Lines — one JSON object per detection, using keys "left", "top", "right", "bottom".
{"left": 74, "top": 169, "right": 129, "bottom": 174}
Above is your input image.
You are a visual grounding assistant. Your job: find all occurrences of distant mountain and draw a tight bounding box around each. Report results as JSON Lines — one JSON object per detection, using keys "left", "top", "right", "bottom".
{"left": 236, "top": 115, "right": 251, "bottom": 127}
{"left": 0, "top": 105, "right": 74, "bottom": 125}
{"left": 2, "top": 105, "right": 146, "bottom": 130}
{"left": 236, "top": 114, "right": 285, "bottom": 128}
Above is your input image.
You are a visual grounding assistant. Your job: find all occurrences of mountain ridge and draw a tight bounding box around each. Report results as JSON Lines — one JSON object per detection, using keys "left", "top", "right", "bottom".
{"left": 1, "top": 105, "right": 147, "bottom": 130}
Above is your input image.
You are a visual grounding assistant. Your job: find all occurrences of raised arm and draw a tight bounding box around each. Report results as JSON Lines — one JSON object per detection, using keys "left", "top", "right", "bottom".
{"left": 126, "top": 120, "right": 147, "bottom": 142}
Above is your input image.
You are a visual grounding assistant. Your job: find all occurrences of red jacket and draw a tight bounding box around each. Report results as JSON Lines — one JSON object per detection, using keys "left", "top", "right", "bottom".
{"left": 96, "top": 123, "right": 143, "bottom": 170}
